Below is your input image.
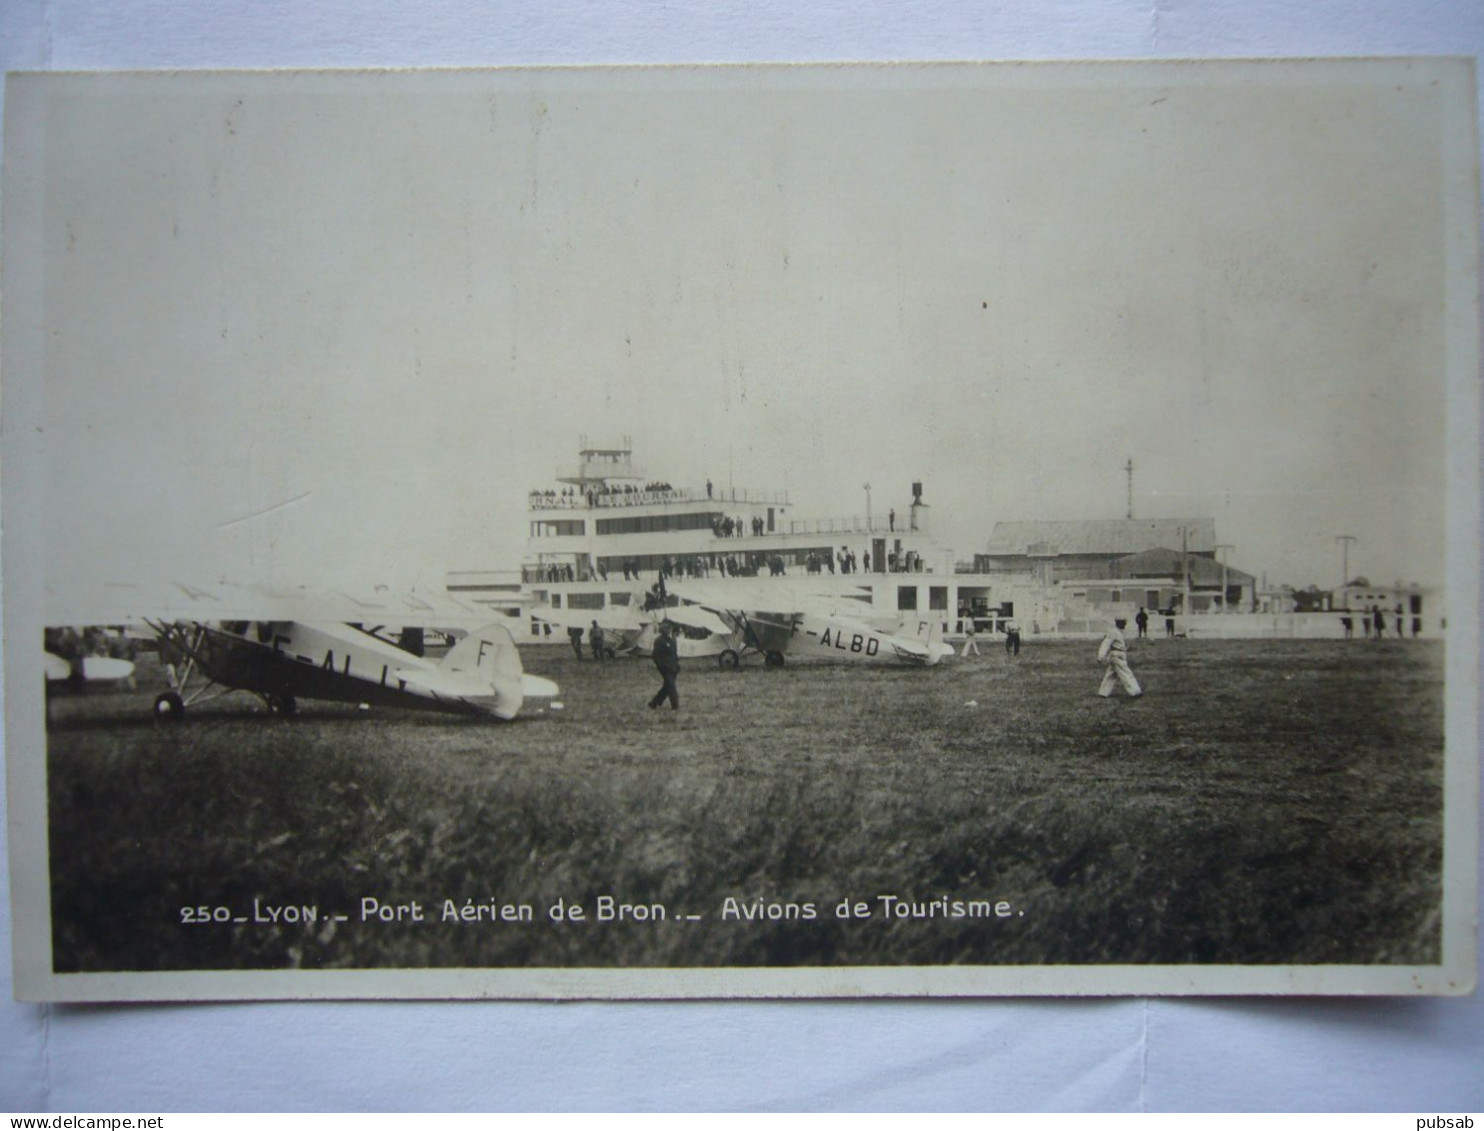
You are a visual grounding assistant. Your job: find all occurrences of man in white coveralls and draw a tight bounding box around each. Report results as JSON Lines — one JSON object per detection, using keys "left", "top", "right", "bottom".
{"left": 1097, "top": 618, "right": 1143, "bottom": 699}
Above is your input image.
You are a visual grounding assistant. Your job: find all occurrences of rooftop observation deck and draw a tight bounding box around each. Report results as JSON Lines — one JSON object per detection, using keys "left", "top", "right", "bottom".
{"left": 552, "top": 434, "right": 650, "bottom": 486}
{"left": 554, "top": 460, "right": 648, "bottom": 485}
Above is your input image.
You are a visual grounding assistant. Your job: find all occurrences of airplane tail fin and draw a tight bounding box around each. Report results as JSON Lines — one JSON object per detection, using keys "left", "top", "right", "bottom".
{"left": 440, "top": 623, "right": 527, "bottom": 719}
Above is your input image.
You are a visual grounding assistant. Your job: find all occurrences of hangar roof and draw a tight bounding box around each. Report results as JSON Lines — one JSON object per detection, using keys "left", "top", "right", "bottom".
{"left": 985, "top": 518, "right": 1217, "bottom": 557}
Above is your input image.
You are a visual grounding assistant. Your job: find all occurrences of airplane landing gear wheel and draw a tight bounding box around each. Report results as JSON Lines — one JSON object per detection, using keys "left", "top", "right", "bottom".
{"left": 266, "top": 693, "right": 297, "bottom": 717}
{"left": 764, "top": 651, "right": 786, "bottom": 668}
{"left": 153, "top": 691, "right": 185, "bottom": 721}
{"left": 718, "top": 649, "right": 740, "bottom": 669}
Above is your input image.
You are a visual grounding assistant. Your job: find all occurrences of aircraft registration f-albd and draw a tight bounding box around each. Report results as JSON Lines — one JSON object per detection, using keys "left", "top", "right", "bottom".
{"left": 45, "top": 581, "right": 558, "bottom": 722}
{"left": 795, "top": 612, "right": 954, "bottom": 667}
{"left": 731, "top": 608, "right": 955, "bottom": 668}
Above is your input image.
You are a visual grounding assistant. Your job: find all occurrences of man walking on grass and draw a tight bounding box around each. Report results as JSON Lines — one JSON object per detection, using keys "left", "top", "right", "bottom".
{"left": 1097, "top": 618, "right": 1142, "bottom": 699}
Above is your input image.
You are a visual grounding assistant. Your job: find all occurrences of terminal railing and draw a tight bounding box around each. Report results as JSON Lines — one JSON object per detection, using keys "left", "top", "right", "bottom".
{"left": 784, "top": 515, "right": 907, "bottom": 536}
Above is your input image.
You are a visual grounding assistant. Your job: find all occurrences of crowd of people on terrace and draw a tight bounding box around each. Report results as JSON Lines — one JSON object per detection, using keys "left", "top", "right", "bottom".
{"left": 526, "top": 561, "right": 580, "bottom": 583}
{"left": 623, "top": 553, "right": 790, "bottom": 580}
{"left": 528, "top": 551, "right": 795, "bottom": 585}
{"left": 525, "top": 541, "right": 931, "bottom": 585}
{"left": 712, "top": 515, "right": 770, "bottom": 538}
{"left": 528, "top": 482, "right": 680, "bottom": 509}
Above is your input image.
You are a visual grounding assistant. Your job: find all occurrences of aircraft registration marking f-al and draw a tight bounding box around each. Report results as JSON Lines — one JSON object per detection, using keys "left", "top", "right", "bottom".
{"left": 44, "top": 580, "right": 558, "bottom": 722}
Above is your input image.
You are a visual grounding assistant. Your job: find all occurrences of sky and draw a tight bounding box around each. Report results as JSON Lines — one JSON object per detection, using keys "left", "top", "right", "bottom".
{"left": 10, "top": 62, "right": 1471, "bottom": 604}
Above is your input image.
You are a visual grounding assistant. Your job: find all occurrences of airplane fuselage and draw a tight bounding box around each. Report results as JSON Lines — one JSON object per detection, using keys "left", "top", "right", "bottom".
{"left": 169, "top": 622, "right": 497, "bottom": 716}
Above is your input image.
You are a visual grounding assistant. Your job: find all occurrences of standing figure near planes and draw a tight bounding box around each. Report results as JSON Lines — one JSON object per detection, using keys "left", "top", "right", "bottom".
{"left": 960, "top": 617, "right": 980, "bottom": 657}
{"left": 648, "top": 622, "right": 681, "bottom": 711}
{"left": 1097, "top": 618, "right": 1143, "bottom": 699}
{"left": 1135, "top": 607, "right": 1149, "bottom": 639}
{"left": 589, "top": 620, "right": 606, "bottom": 662}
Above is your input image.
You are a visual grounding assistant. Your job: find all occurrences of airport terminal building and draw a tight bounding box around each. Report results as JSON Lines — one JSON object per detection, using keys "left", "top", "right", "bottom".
{"left": 447, "top": 440, "right": 1441, "bottom": 642}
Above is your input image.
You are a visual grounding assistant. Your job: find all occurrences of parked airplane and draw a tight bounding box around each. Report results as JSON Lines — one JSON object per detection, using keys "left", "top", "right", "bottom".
{"left": 530, "top": 602, "right": 734, "bottom": 660}
{"left": 147, "top": 618, "right": 555, "bottom": 721}
{"left": 44, "top": 649, "right": 137, "bottom": 724}
{"left": 45, "top": 651, "right": 136, "bottom": 686}
{"left": 666, "top": 580, "right": 956, "bottom": 668}
{"left": 530, "top": 604, "right": 647, "bottom": 657}
{"left": 45, "top": 582, "right": 558, "bottom": 722}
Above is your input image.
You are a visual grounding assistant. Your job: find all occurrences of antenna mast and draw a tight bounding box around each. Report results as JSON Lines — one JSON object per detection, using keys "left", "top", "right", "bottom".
{"left": 1336, "top": 535, "right": 1357, "bottom": 604}
{"left": 1124, "top": 458, "right": 1135, "bottom": 519}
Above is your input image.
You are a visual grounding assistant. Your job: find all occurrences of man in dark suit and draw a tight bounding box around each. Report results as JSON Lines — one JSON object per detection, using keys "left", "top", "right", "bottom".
{"left": 648, "top": 622, "right": 681, "bottom": 711}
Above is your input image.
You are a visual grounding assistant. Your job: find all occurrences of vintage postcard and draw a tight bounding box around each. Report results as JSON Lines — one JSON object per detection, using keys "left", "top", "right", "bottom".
{"left": 4, "top": 61, "right": 1478, "bottom": 1001}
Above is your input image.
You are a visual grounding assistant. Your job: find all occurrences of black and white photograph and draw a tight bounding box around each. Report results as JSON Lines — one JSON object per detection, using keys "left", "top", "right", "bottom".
{"left": 4, "top": 60, "right": 1478, "bottom": 1002}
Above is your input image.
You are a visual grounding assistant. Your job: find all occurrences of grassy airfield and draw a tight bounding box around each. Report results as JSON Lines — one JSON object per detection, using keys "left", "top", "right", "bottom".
{"left": 44, "top": 637, "right": 1444, "bottom": 972}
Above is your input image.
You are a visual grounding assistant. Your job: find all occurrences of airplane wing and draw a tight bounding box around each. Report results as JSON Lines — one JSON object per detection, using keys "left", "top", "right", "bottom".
{"left": 531, "top": 602, "right": 729, "bottom": 638}
{"left": 78, "top": 655, "right": 137, "bottom": 681}
{"left": 658, "top": 604, "right": 734, "bottom": 636}
{"left": 45, "top": 579, "right": 519, "bottom": 632}
{"left": 668, "top": 578, "right": 873, "bottom": 614}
